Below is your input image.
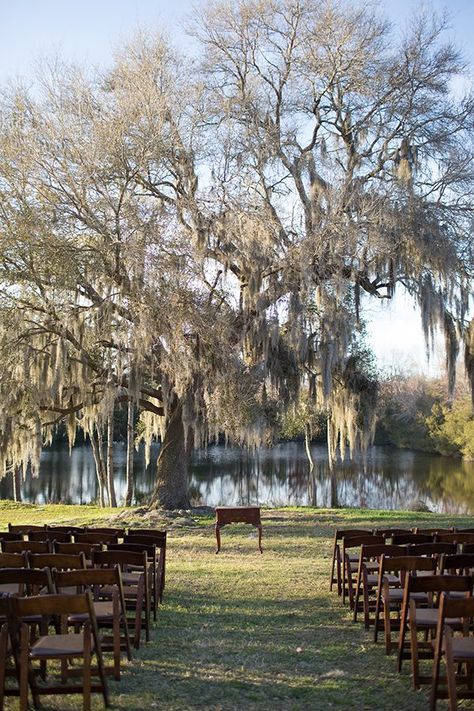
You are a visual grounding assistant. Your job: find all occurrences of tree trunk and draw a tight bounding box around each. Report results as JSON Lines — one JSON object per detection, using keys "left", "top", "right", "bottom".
{"left": 90, "top": 426, "right": 107, "bottom": 508}
{"left": 107, "top": 415, "right": 117, "bottom": 507}
{"left": 304, "top": 422, "right": 314, "bottom": 471}
{"left": 150, "top": 397, "right": 191, "bottom": 510}
{"left": 327, "top": 416, "right": 338, "bottom": 508}
{"left": 125, "top": 399, "right": 134, "bottom": 507}
{"left": 12, "top": 465, "right": 22, "bottom": 502}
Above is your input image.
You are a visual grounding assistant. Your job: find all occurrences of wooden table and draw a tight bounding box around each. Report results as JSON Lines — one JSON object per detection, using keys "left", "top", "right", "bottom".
{"left": 215, "top": 506, "right": 263, "bottom": 554}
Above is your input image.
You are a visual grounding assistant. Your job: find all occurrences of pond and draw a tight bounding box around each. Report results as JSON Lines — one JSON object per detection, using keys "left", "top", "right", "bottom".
{"left": 1, "top": 442, "right": 474, "bottom": 514}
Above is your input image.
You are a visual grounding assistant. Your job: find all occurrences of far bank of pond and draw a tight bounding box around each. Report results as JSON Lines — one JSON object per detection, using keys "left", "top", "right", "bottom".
{"left": 1, "top": 442, "right": 473, "bottom": 514}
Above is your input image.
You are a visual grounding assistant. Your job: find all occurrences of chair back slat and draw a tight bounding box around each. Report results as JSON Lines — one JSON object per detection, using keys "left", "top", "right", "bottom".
{"left": 28, "top": 530, "right": 72, "bottom": 543}
{"left": 0, "top": 552, "right": 28, "bottom": 568}
{"left": 75, "top": 532, "right": 119, "bottom": 545}
{"left": 28, "top": 552, "right": 86, "bottom": 570}
{"left": 392, "top": 533, "right": 434, "bottom": 545}
{"left": 2, "top": 540, "right": 51, "bottom": 554}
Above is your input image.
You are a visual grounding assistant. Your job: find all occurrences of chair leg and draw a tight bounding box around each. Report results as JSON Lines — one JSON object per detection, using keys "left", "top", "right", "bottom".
{"left": 83, "top": 623, "right": 91, "bottom": 711}
{"left": 444, "top": 628, "right": 458, "bottom": 711}
{"left": 113, "top": 594, "right": 120, "bottom": 681}
{"left": 429, "top": 635, "right": 443, "bottom": 711}
{"left": 410, "top": 621, "right": 420, "bottom": 689}
{"left": 19, "top": 624, "right": 29, "bottom": 711}
{"left": 0, "top": 624, "right": 7, "bottom": 711}
{"left": 330, "top": 537, "right": 337, "bottom": 592}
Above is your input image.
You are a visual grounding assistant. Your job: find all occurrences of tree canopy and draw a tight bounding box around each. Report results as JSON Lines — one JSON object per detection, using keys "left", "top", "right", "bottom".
{"left": 0, "top": 0, "right": 473, "bottom": 508}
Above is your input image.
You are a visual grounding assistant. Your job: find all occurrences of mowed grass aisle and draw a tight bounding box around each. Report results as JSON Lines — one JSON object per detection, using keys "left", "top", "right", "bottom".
{"left": 2, "top": 503, "right": 474, "bottom": 709}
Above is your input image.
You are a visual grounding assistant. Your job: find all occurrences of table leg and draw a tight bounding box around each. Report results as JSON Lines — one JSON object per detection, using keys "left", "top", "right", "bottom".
{"left": 215, "top": 524, "right": 221, "bottom": 554}
{"left": 257, "top": 525, "right": 263, "bottom": 554}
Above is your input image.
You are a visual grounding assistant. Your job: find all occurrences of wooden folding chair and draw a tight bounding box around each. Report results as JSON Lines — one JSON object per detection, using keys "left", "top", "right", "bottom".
{"left": 398, "top": 573, "right": 472, "bottom": 687}
{"left": 328, "top": 529, "right": 372, "bottom": 594}
{"left": 92, "top": 550, "right": 150, "bottom": 649}
{"left": 430, "top": 593, "right": 474, "bottom": 711}
{"left": 373, "top": 554, "right": 436, "bottom": 654}
{"left": 353, "top": 544, "right": 406, "bottom": 628}
{"left": 342, "top": 534, "right": 384, "bottom": 608}
{"left": 127, "top": 529, "right": 167, "bottom": 598}
{"left": 9, "top": 592, "right": 109, "bottom": 710}
{"left": 53, "top": 567, "right": 132, "bottom": 680}
{"left": 122, "top": 533, "right": 166, "bottom": 610}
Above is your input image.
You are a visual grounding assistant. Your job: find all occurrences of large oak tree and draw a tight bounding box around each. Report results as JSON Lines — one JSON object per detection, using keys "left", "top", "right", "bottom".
{"left": 0, "top": 0, "right": 473, "bottom": 508}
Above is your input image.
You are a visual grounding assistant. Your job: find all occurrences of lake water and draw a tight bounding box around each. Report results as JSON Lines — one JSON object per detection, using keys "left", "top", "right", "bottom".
{"left": 1, "top": 442, "right": 474, "bottom": 514}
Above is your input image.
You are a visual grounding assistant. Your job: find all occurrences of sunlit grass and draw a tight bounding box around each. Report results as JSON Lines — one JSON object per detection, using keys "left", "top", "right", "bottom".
{"left": 2, "top": 501, "right": 473, "bottom": 709}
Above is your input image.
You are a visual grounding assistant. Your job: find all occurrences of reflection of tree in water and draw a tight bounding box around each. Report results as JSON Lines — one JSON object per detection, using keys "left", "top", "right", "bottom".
{"left": 2, "top": 442, "right": 473, "bottom": 513}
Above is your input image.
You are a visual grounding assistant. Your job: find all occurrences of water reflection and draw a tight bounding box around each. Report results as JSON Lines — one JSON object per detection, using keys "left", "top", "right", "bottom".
{"left": 0, "top": 442, "right": 473, "bottom": 513}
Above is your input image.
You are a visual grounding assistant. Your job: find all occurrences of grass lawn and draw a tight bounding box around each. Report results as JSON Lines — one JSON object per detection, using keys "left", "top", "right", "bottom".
{"left": 2, "top": 501, "right": 474, "bottom": 710}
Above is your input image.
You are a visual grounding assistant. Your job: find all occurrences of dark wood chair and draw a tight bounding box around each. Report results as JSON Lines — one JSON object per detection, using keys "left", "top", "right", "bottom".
{"left": 122, "top": 533, "right": 166, "bottom": 610}
{"left": 430, "top": 593, "right": 474, "bottom": 711}
{"left": 353, "top": 544, "right": 406, "bottom": 628}
{"left": 127, "top": 529, "right": 167, "bottom": 599}
{"left": 9, "top": 592, "right": 109, "bottom": 710}
{"left": 342, "top": 534, "right": 384, "bottom": 608}
{"left": 2, "top": 540, "right": 51, "bottom": 555}
{"left": 397, "top": 573, "right": 472, "bottom": 687}
{"left": 91, "top": 549, "right": 149, "bottom": 649}
{"left": 328, "top": 528, "right": 372, "bottom": 594}
{"left": 53, "top": 567, "right": 132, "bottom": 680}
{"left": 373, "top": 554, "right": 436, "bottom": 654}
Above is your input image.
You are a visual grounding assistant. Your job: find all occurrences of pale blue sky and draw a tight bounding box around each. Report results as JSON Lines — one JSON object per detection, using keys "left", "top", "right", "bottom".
{"left": 0, "top": 0, "right": 472, "bottom": 374}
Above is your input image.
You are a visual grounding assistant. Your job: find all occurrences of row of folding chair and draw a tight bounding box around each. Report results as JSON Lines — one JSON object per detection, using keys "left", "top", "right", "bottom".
{"left": 1, "top": 526, "right": 167, "bottom": 617}
{"left": 329, "top": 528, "right": 474, "bottom": 603}
{"left": 329, "top": 526, "right": 474, "bottom": 709}
{"left": 0, "top": 549, "right": 152, "bottom": 649}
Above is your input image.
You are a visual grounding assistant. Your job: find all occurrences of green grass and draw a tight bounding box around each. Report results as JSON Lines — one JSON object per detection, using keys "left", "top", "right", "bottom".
{"left": 2, "top": 501, "right": 474, "bottom": 710}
